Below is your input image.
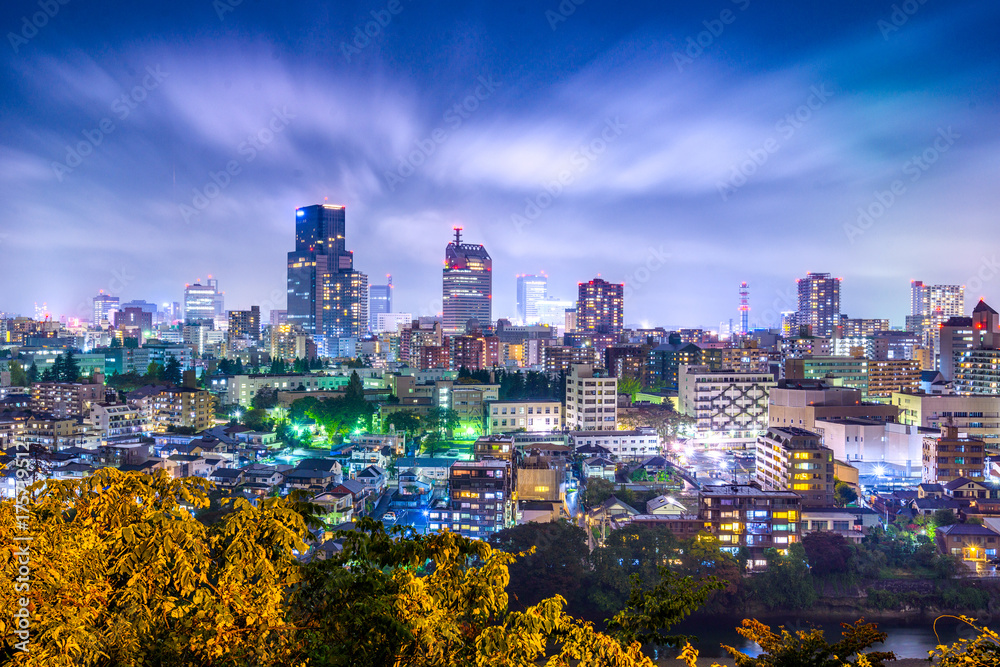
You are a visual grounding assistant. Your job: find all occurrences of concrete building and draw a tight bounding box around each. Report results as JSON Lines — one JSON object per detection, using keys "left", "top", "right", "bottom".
{"left": 565, "top": 364, "right": 617, "bottom": 430}
{"left": 576, "top": 278, "right": 624, "bottom": 336}
{"left": 439, "top": 458, "right": 514, "bottom": 538}
{"left": 938, "top": 317, "right": 974, "bottom": 381}
{"left": 442, "top": 228, "right": 492, "bottom": 336}
{"left": 812, "top": 418, "right": 928, "bottom": 475}
{"left": 756, "top": 427, "right": 835, "bottom": 507}
{"left": 516, "top": 274, "right": 548, "bottom": 325}
{"left": 31, "top": 382, "right": 104, "bottom": 418}
{"left": 768, "top": 379, "right": 898, "bottom": 430}
{"left": 892, "top": 391, "right": 1000, "bottom": 443}
{"left": 488, "top": 399, "right": 562, "bottom": 434}
{"left": 543, "top": 346, "right": 599, "bottom": 375}
{"left": 141, "top": 387, "right": 216, "bottom": 433}
{"left": 795, "top": 273, "right": 841, "bottom": 337}
{"left": 785, "top": 356, "right": 869, "bottom": 395}
{"left": 699, "top": 484, "right": 802, "bottom": 569}
{"left": 678, "top": 364, "right": 775, "bottom": 450}
{"left": 88, "top": 403, "right": 145, "bottom": 441}
{"left": 92, "top": 291, "right": 119, "bottom": 326}
{"left": 922, "top": 425, "right": 986, "bottom": 484}
{"left": 569, "top": 428, "right": 660, "bottom": 460}
{"left": 228, "top": 306, "right": 261, "bottom": 341}
{"left": 867, "top": 359, "right": 921, "bottom": 398}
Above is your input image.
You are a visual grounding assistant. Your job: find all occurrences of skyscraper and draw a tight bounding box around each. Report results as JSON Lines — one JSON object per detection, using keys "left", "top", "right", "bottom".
{"left": 369, "top": 275, "right": 392, "bottom": 332}
{"left": 516, "top": 274, "right": 548, "bottom": 325}
{"left": 907, "top": 280, "right": 965, "bottom": 363}
{"left": 286, "top": 204, "right": 368, "bottom": 338}
{"left": 184, "top": 279, "right": 222, "bottom": 325}
{"left": 92, "top": 291, "right": 119, "bottom": 326}
{"left": 795, "top": 273, "right": 840, "bottom": 337}
{"left": 442, "top": 227, "right": 492, "bottom": 335}
{"left": 739, "top": 282, "right": 750, "bottom": 334}
{"left": 576, "top": 278, "right": 624, "bottom": 336}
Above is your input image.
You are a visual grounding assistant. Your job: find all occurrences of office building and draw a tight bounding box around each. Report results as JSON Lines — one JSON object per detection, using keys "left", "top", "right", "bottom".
{"left": 576, "top": 278, "right": 624, "bottom": 336}
{"left": 678, "top": 364, "right": 775, "bottom": 449}
{"left": 184, "top": 278, "right": 223, "bottom": 324}
{"left": 228, "top": 306, "right": 261, "bottom": 341}
{"left": 565, "top": 363, "right": 617, "bottom": 430}
{"left": 92, "top": 292, "right": 119, "bottom": 326}
{"left": 795, "top": 273, "right": 840, "bottom": 337}
{"left": 544, "top": 345, "right": 599, "bottom": 375}
{"left": 375, "top": 312, "right": 412, "bottom": 334}
{"left": 785, "top": 356, "right": 869, "bottom": 395}
{"left": 840, "top": 318, "right": 889, "bottom": 338}
{"left": 368, "top": 275, "right": 392, "bottom": 333}
{"left": 866, "top": 359, "right": 921, "bottom": 398}
{"left": 922, "top": 425, "right": 985, "bottom": 484}
{"left": 286, "top": 204, "right": 368, "bottom": 338}
{"left": 442, "top": 227, "right": 492, "bottom": 335}
{"left": 114, "top": 307, "right": 153, "bottom": 337}
{"left": 516, "top": 274, "right": 548, "bottom": 325}
{"left": 812, "top": 418, "right": 927, "bottom": 474}
{"left": 534, "top": 297, "right": 574, "bottom": 329}
{"left": 907, "top": 282, "right": 965, "bottom": 367}
{"left": 756, "top": 426, "right": 835, "bottom": 507}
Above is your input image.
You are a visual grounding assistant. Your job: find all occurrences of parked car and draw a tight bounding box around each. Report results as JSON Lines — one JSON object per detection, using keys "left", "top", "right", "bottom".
{"left": 444, "top": 449, "right": 460, "bottom": 458}
{"left": 382, "top": 511, "right": 397, "bottom": 523}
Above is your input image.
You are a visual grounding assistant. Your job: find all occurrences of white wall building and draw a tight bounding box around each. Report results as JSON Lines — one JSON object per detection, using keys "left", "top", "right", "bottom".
{"left": 678, "top": 364, "right": 775, "bottom": 450}
{"left": 570, "top": 428, "right": 660, "bottom": 460}
{"left": 565, "top": 364, "right": 617, "bottom": 430}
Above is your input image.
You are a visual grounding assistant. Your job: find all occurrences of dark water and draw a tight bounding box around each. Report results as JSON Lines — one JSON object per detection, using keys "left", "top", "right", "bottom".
{"left": 671, "top": 615, "right": 984, "bottom": 659}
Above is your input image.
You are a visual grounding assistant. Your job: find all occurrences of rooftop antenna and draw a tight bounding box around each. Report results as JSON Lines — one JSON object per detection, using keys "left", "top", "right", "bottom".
{"left": 453, "top": 226, "right": 463, "bottom": 244}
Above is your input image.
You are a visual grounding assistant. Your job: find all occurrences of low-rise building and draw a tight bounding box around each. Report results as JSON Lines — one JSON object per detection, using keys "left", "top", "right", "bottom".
{"left": 31, "top": 381, "right": 104, "bottom": 418}
{"left": 570, "top": 428, "right": 660, "bottom": 460}
{"left": 488, "top": 399, "right": 562, "bottom": 434}
{"left": 936, "top": 523, "right": 1000, "bottom": 571}
{"left": 699, "top": 484, "right": 802, "bottom": 570}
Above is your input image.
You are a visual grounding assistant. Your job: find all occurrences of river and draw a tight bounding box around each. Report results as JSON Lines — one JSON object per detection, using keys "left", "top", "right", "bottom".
{"left": 669, "top": 614, "right": 984, "bottom": 659}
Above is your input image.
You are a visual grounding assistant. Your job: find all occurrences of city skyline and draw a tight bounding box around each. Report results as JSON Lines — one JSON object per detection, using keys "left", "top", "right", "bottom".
{"left": 1, "top": 2, "right": 998, "bottom": 327}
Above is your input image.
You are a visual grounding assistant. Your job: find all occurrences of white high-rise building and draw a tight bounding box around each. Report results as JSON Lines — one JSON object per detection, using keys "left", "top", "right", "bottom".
{"left": 564, "top": 363, "right": 617, "bottom": 430}
{"left": 516, "top": 274, "right": 547, "bottom": 325}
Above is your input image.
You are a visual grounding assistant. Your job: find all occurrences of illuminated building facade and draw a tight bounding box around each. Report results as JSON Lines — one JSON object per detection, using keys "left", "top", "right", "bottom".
{"left": 576, "top": 278, "right": 623, "bottom": 336}
{"left": 756, "top": 426, "right": 834, "bottom": 507}
{"left": 516, "top": 274, "right": 547, "bottom": 325}
{"left": 442, "top": 228, "right": 492, "bottom": 335}
{"left": 795, "top": 272, "right": 840, "bottom": 337}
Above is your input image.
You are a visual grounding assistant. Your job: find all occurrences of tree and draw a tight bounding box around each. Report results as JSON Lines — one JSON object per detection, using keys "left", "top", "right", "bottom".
{"left": 294, "top": 519, "right": 656, "bottom": 667}
{"left": 0, "top": 468, "right": 312, "bottom": 666}
{"left": 420, "top": 432, "right": 449, "bottom": 458}
{"left": 618, "top": 375, "right": 642, "bottom": 400}
{"left": 929, "top": 615, "right": 1000, "bottom": 666}
{"left": 489, "top": 520, "right": 592, "bottom": 610}
{"left": 27, "top": 361, "right": 39, "bottom": 383}
{"left": 163, "top": 354, "right": 183, "bottom": 385}
{"left": 834, "top": 480, "right": 858, "bottom": 507}
{"left": 243, "top": 408, "right": 270, "bottom": 432}
{"left": 607, "top": 568, "right": 725, "bottom": 648}
{"left": 933, "top": 508, "right": 958, "bottom": 527}
{"left": 8, "top": 360, "right": 28, "bottom": 387}
{"left": 426, "top": 406, "right": 460, "bottom": 435}
{"left": 145, "top": 361, "right": 163, "bottom": 382}
{"left": 802, "top": 531, "right": 853, "bottom": 578}
{"left": 345, "top": 370, "right": 365, "bottom": 403}
{"left": 60, "top": 350, "right": 81, "bottom": 382}
{"left": 384, "top": 411, "right": 420, "bottom": 436}
{"left": 678, "top": 618, "right": 895, "bottom": 667}
{"left": 252, "top": 386, "right": 278, "bottom": 411}
{"left": 234, "top": 358, "right": 244, "bottom": 374}
{"left": 583, "top": 478, "right": 617, "bottom": 510}
{"left": 749, "top": 544, "right": 817, "bottom": 610}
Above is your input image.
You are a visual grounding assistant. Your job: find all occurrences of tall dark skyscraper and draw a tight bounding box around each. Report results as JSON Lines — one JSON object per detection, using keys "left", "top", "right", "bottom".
{"left": 286, "top": 204, "right": 367, "bottom": 339}
{"left": 795, "top": 272, "right": 840, "bottom": 337}
{"left": 369, "top": 275, "right": 392, "bottom": 332}
{"left": 516, "top": 274, "right": 547, "bottom": 325}
{"left": 577, "top": 277, "right": 624, "bottom": 335}
{"left": 442, "top": 227, "right": 492, "bottom": 335}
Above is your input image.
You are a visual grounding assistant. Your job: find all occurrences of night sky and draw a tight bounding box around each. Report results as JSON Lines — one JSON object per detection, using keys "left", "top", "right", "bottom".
{"left": 1, "top": 1, "right": 998, "bottom": 329}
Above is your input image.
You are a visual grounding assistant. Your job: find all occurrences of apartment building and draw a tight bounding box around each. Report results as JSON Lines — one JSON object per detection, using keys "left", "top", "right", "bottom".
{"left": 564, "top": 364, "right": 617, "bottom": 430}
{"left": 892, "top": 391, "right": 1000, "bottom": 443}
{"left": 867, "top": 359, "right": 921, "bottom": 398}
{"left": 142, "top": 387, "right": 216, "bottom": 432}
{"left": 922, "top": 425, "right": 986, "bottom": 484}
{"left": 30, "top": 381, "right": 104, "bottom": 418}
{"left": 678, "top": 364, "right": 775, "bottom": 449}
{"left": 756, "top": 427, "right": 835, "bottom": 507}
{"left": 433, "top": 459, "right": 514, "bottom": 538}
{"left": 488, "top": 399, "right": 562, "bottom": 434}
{"left": 88, "top": 403, "right": 145, "bottom": 441}
{"left": 699, "top": 484, "right": 802, "bottom": 569}
{"left": 569, "top": 428, "right": 660, "bottom": 460}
